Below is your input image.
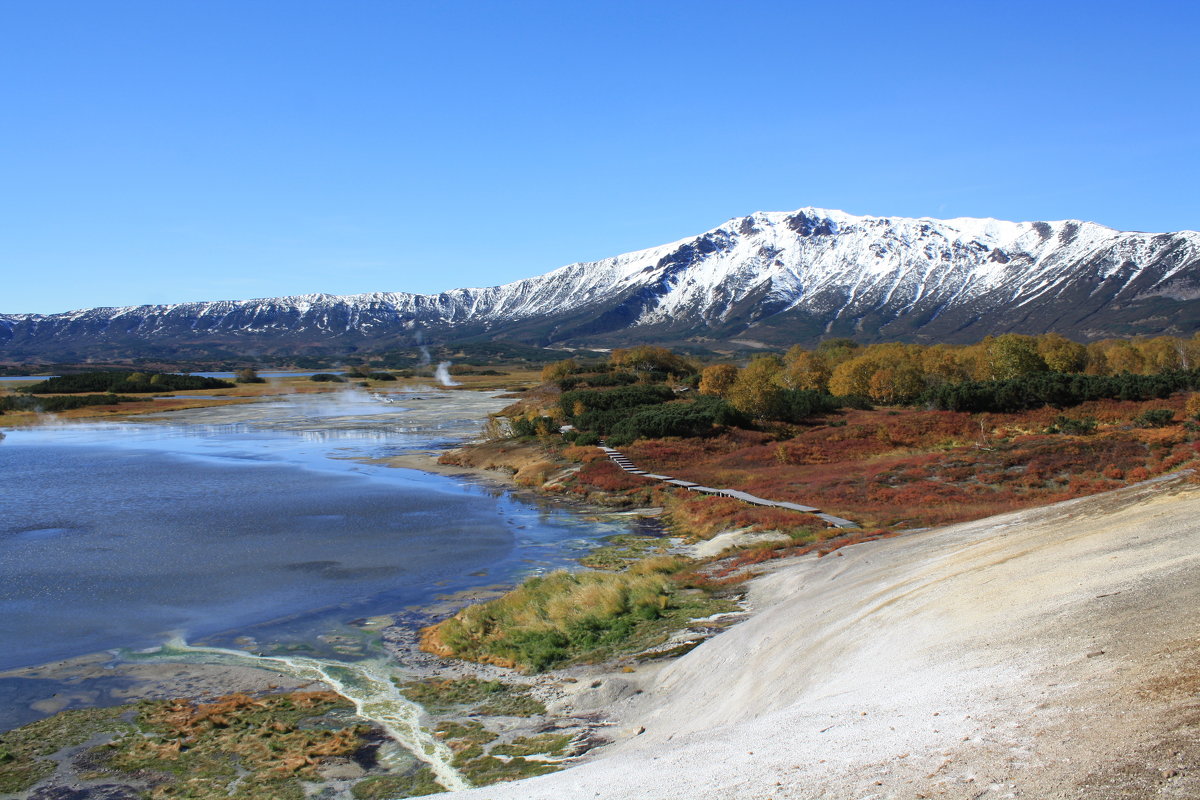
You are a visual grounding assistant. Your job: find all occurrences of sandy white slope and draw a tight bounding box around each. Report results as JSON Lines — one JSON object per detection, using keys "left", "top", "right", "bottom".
{"left": 456, "top": 476, "right": 1200, "bottom": 799}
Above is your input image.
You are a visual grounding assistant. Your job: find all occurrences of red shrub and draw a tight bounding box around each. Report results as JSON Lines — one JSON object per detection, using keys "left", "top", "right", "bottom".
{"left": 576, "top": 460, "right": 654, "bottom": 492}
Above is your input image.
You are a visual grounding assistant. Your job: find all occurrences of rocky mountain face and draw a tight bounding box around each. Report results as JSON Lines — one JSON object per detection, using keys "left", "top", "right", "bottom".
{"left": 3, "top": 208, "right": 1197, "bottom": 360}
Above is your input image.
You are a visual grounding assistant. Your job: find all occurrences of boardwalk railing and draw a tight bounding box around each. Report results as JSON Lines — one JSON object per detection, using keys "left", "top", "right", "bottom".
{"left": 599, "top": 445, "right": 857, "bottom": 529}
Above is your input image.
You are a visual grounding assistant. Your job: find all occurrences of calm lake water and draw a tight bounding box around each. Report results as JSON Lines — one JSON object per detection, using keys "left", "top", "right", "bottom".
{"left": 0, "top": 392, "right": 647, "bottom": 675}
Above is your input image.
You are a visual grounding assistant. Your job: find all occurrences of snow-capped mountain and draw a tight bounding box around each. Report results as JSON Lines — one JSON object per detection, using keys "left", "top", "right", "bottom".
{"left": 3, "top": 208, "right": 1198, "bottom": 360}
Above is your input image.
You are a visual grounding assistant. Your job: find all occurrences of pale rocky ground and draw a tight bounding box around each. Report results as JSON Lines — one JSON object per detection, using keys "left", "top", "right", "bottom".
{"left": 457, "top": 475, "right": 1200, "bottom": 799}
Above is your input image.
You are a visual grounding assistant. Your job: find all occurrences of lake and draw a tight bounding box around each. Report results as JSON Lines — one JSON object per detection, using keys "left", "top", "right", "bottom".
{"left": 0, "top": 391, "right": 650, "bottom": 723}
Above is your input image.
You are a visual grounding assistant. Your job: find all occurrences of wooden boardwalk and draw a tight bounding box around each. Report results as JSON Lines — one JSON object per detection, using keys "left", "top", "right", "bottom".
{"left": 600, "top": 446, "right": 858, "bottom": 529}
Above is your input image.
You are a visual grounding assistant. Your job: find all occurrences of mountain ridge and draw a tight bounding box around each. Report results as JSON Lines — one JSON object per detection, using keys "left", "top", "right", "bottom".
{"left": 3, "top": 207, "right": 1198, "bottom": 360}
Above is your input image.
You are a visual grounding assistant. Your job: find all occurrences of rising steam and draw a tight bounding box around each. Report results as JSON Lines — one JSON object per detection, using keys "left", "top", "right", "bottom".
{"left": 434, "top": 362, "right": 459, "bottom": 387}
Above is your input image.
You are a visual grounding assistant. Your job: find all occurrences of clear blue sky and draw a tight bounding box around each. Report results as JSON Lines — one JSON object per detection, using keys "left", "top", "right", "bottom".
{"left": 2, "top": 0, "right": 1198, "bottom": 314}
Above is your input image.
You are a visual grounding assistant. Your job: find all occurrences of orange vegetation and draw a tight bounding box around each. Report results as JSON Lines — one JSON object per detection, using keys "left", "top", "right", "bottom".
{"left": 622, "top": 396, "right": 1199, "bottom": 531}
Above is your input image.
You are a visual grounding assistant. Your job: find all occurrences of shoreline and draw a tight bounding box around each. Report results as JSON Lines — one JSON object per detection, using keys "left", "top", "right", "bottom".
{"left": 0, "top": 387, "right": 674, "bottom": 795}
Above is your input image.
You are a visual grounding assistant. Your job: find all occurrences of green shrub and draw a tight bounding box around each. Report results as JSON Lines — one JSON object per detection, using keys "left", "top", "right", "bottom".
{"left": 559, "top": 385, "right": 675, "bottom": 425}
{"left": 309, "top": 373, "right": 346, "bottom": 382}
{"left": 350, "top": 770, "right": 444, "bottom": 799}
{"left": 1134, "top": 408, "right": 1175, "bottom": 427}
{"left": 607, "top": 396, "right": 748, "bottom": 443}
{"left": 557, "top": 372, "right": 638, "bottom": 390}
{"left": 0, "top": 393, "right": 148, "bottom": 413}
{"left": 1047, "top": 415, "right": 1098, "bottom": 435}
{"left": 235, "top": 368, "right": 266, "bottom": 383}
{"left": 510, "top": 416, "right": 557, "bottom": 437}
{"left": 776, "top": 389, "right": 843, "bottom": 422}
{"left": 922, "top": 370, "right": 1200, "bottom": 413}
{"left": 21, "top": 372, "right": 234, "bottom": 394}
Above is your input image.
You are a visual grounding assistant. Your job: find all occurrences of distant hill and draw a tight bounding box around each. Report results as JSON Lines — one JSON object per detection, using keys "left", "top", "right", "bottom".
{"left": 3, "top": 208, "right": 1197, "bottom": 360}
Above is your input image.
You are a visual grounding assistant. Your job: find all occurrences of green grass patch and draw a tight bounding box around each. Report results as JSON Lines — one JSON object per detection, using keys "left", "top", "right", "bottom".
{"left": 397, "top": 677, "right": 508, "bottom": 711}
{"left": 455, "top": 754, "right": 561, "bottom": 784}
{"left": 96, "top": 691, "right": 362, "bottom": 800}
{"left": 477, "top": 692, "right": 546, "bottom": 717}
{"left": 430, "top": 556, "right": 737, "bottom": 672}
{"left": 490, "top": 732, "right": 572, "bottom": 758}
{"left": 435, "top": 720, "right": 501, "bottom": 747}
{"left": 578, "top": 533, "right": 672, "bottom": 571}
{"left": 437, "top": 720, "right": 500, "bottom": 765}
{"left": 416, "top": 697, "right": 585, "bottom": 788}
{"left": 0, "top": 705, "right": 134, "bottom": 793}
{"left": 350, "top": 767, "right": 444, "bottom": 799}
{"left": 397, "top": 677, "right": 546, "bottom": 717}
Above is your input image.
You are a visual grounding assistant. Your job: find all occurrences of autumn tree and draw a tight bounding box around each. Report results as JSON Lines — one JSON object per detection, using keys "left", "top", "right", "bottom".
{"left": 867, "top": 364, "right": 924, "bottom": 405}
{"left": 698, "top": 364, "right": 738, "bottom": 397}
{"left": 1084, "top": 342, "right": 1111, "bottom": 375}
{"left": 1135, "top": 337, "right": 1183, "bottom": 373}
{"left": 1186, "top": 393, "right": 1200, "bottom": 421}
{"left": 610, "top": 346, "right": 695, "bottom": 376}
{"left": 541, "top": 358, "right": 577, "bottom": 383}
{"left": 782, "top": 347, "right": 831, "bottom": 392}
{"left": 986, "top": 334, "right": 1047, "bottom": 380}
{"left": 815, "top": 338, "right": 861, "bottom": 368}
{"left": 1182, "top": 334, "right": 1200, "bottom": 371}
{"left": 235, "top": 367, "right": 264, "bottom": 384}
{"left": 727, "top": 356, "right": 785, "bottom": 418}
{"left": 1036, "top": 333, "right": 1087, "bottom": 373}
{"left": 827, "top": 356, "right": 876, "bottom": 398}
{"left": 827, "top": 343, "right": 923, "bottom": 403}
{"left": 1102, "top": 340, "right": 1145, "bottom": 374}
{"left": 920, "top": 345, "right": 967, "bottom": 386}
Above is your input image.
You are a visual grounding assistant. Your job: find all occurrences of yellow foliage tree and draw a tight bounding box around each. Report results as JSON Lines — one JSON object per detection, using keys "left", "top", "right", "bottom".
{"left": 1135, "top": 336, "right": 1183, "bottom": 373}
{"left": 610, "top": 346, "right": 693, "bottom": 375}
{"left": 986, "top": 334, "right": 1047, "bottom": 380}
{"left": 1084, "top": 342, "right": 1111, "bottom": 375}
{"left": 698, "top": 363, "right": 738, "bottom": 397}
{"left": 867, "top": 364, "right": 924, "bottom": 405}
{"left": 828, "top": 356, "right": 877, "bottom": 397}
{"left": 541, "top": 358, "right": 577, "bottom": 382}
{"left": 1037, "top": 333, "right": 1087, "bottom": 373}
{"left": 815, "top": 338, "right": 861, "bottom": 368}
{"left": 1102, "top": 340, "right": 1145, "bottom": 374}
{"left": 921, "top": 345, "right": 967, "bottom": 385}
{"left": 782, "top": 349, "right": 831, "bottom": 391}
{"left": 727, "top": 356, "right": 784, "bottom": 418}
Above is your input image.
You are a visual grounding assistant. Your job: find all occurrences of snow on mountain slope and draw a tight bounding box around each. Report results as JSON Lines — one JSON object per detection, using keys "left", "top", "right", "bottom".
{"left": 3, "top": 208, "right": 1198, "bottom": 359}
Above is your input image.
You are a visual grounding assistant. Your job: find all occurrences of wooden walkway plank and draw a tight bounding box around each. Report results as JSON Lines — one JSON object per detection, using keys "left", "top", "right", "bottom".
{"left": 598, "top": 441, "right": 858, "bottom": 529}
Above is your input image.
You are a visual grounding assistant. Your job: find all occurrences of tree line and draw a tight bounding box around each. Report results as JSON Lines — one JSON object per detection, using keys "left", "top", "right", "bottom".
{"left": 513, "top": 334, "right": 1200, "bottom": 443}
{"left": 20, "top": 371, "right": 235, "bottom": 394}
{"left": 0, "top": 393, "right": 148, "bottom": 414}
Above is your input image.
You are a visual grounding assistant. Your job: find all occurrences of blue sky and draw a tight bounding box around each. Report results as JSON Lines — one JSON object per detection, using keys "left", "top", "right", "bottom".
{"left": 2, "top": 0, "right": 1198, "bottom": 314}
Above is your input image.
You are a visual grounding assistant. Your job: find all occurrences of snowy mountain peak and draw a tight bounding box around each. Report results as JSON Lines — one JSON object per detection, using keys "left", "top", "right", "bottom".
{"left": 2, "top": 208, "right": 1198, "bottom": 360}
